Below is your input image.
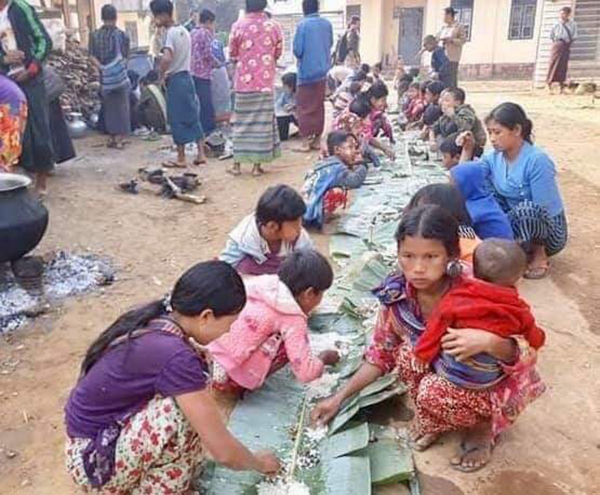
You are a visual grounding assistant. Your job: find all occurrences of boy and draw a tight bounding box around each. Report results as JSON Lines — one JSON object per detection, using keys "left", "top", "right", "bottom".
{"left": 276, "top": 72, "right": 298, "bottom": 141}
{"left": 423, "top": 35, "right": 451, "bottom": 88}
{"left": 303, "top": 131, "right": 367, "bottom": 229}
{"left": 150, "top": 0, "right": 206, "bottom": 167}
{"left": 439, "top": 132, "right": 462, "bottom": 169}
{"left": 441, "top": 87, "right": 486, "bottom": 155}
{"left": 220, "top": 185, "right": 314, "bottom": 275}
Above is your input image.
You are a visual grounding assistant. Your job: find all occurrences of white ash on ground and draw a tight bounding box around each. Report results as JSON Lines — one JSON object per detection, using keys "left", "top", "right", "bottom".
{"left": 257, "top": 479, "right": 310, "bottom": 495}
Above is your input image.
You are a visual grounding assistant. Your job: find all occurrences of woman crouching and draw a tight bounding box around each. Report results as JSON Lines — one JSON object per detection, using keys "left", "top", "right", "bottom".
{"left": 64, "top": 261, "right": 279, "bottom": 492}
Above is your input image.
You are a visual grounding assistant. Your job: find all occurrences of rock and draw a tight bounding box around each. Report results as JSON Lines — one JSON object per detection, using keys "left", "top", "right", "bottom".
{"left": 6, "top": 450, "right": 18, "bottom": 459}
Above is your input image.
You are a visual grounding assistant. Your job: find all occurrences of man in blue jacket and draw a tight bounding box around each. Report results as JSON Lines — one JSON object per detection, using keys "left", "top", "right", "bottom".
{"left": 293, "top": 0, "right": 333, "bottom": 152}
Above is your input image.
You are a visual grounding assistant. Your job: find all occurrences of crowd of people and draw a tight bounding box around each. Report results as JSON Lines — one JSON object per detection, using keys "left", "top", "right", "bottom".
{"left": 0, "top": 0, "right": 572, "bottom": 491}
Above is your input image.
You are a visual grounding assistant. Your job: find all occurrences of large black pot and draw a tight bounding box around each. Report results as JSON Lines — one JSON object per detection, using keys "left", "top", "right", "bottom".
{"left": 0, "top": 174, "right": 49, "bottom": 263}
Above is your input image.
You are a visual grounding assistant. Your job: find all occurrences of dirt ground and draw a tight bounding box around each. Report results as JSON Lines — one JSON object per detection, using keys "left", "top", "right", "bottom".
{"left": 1, "top": 82, "right": 599, "bottom": 495}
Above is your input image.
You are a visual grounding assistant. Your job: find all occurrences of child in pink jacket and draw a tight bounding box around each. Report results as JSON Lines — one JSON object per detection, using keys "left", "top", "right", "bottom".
{"left": 208, "top": 249, "right": 339, "bottom": 392}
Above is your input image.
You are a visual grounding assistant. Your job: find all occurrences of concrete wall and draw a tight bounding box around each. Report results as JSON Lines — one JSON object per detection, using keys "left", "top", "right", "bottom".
{"left": 356, "top": 0, "right": 545, "bottom": 79}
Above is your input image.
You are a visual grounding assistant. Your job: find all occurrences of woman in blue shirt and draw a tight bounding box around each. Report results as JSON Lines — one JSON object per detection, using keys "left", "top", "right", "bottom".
{"left": 463, "top": 102, "right": 567, "bottom": 279}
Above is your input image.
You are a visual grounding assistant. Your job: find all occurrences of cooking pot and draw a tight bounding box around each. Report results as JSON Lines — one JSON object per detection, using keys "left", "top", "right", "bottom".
{"left": 0, "top": 173, "right": 49, "bottom": 263}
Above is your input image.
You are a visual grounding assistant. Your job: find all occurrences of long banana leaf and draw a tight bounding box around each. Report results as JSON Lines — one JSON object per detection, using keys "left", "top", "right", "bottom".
{"left": 323, "top": 453, "right": 372, "bottom": 495}
{"left": 322, "top": 422, "right": 370, "bottom": 459}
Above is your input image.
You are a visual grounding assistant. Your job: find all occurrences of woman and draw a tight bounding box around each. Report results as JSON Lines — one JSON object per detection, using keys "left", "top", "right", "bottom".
{"left": 210, "top": 37, "right": 232, "bottom": 124}
{"left": 228, "top": 0, "right": 283, "bottom": 177}
{"left": 0, "top": 74, "right": 27, "bottom": 172}
{"left": 65, "top": 261, "right": 279, "bottom": 492}
{"left": 89, "top": 4, "right": 131, "bottom": 149}
{"left": 312, "top": 206, "right": 545, "bottom": 472}
{"left": 462, "top": 102, "right": 567, "bottom": 279}
{"left": 0, "top": 0, "right": 53, "bottom": 194}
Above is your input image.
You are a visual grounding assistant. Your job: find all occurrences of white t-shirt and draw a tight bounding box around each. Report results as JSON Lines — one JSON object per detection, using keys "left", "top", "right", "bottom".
{"left": 163, "top": 25, "right": 191, "bottom": 75}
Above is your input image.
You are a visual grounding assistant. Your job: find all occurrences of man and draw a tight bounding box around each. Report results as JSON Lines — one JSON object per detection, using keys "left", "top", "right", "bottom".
{"left": 547, "top": 6, "right": 578, "bottom": 93}
{"left": 184, "top": 10, "right": 200, "bottom": 32}
{"left": 150, "top": 0, "right": 206, "bottom": 167}
{"left": 191, "top": 8, "right": 220, "bottom": 137}
{"left": 0, "top": 0, "right": 53, "bottom": 196}
{"left": 293, "top": 0, "right": 333, "bottom": 152}
{"left": 437, "top": 7, "right": 466, "bottom": 88}
{"left": 89, "top": 4, "right": 131, "bottom": 150}
{"left": 345, "top": 16, "right": 361, "bottom": 69}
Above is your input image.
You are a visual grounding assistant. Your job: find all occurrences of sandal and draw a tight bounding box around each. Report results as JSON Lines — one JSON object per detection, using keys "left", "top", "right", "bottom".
{"left": 524, "top": 264, "right": 550, "bottom": 280}
{"left": 226, "top": 165, "right": 242, "bottom": 176}
{"left": 251, "top": 164, "right": 265, "bottom": 177}
{"left": 451, "top": 443, "right": 492, "bottom": 473}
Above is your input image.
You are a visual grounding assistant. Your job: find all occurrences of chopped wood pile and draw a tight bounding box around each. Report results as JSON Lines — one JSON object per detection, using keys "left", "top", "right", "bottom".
{"left": 47, "top": 36, "right": 101, "bottom": 119}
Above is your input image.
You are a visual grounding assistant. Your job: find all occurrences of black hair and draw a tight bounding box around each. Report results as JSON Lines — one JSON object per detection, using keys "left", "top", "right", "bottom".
{"left": 350, "top": 15, "right": 360, "bottom": 24}
{"left": 561, "top": 6, "right": 572, "bottom": 14}
{"left": 444, "top": 7, "right": 456, "bottom": 18}
{"left": 367, "top": 80, "right": 389, "bottom": 99}
{"left": 141, "top": 69, "right": 160, "bottom": 85}
{"left": 127, "top": 70, "right": 140, "bottom": 90}
{"left": 396, "top": 205, "right": 460, "bottom": 258}
{"left": 423, "top": 34, "right": 437, "bottom": 46}
{"left": 406, "top": 183, "right": 472, "bottom": 226}
{"left": 485, "top": 102, "right": 533, "bottom": 144}
{"left": 256, "top": 185, "right": 306, "bottom": 226}
{"left": 80, "top": 261, "right": 245, "bottom": 375}
{"left": 446, "top": 87, "right": 466, "bottom": 104}
{"left": 374, "top": 62, "right": 383, "bottom": 71}
{"left": 409, "top": 81, "right": 420, "bottom": 91}
{"left": 200, "top": 8, "right": 216, "bottom": 23}
{"left": 351, "top": 70, "right": 368, "bottom": 82}
{"left": 327, "top": 130, "right": 351, "bottom": 156}
{"left": 423, "top": 104, "right": 443, "bottom": 126}
{"left": 349, "top": 94, "right": 372, "bottom": 118}
{"left": 348, "top": 81, "right": 363, "bottom": 95}
{"left": 278, "top": 249, "right": 334, "bottom": 297}
{"left": 101, "top": 4, "right": 117, "bottom": 21}
{"left": 360, "top": 63, "right": 371, "bottom": 74}
{"left": 246, "top": 0, "right": 267, "bottom": 13}
{"left": 302, "top": 0, "right": 319, "bottom": 16}
{"left": 440, "top": 133, "right": 462, "bottom": 157}
{"left": 150, "top": 0, "right": 173, "bottom": 17}
{"left": 426, "top": 81, "right": 445, "bottom": 97}
{"left": 474, "top": 239, "right": 527, "bottom": 285}
{"left": 282, "top": 72, "right": 297, "bottom": 92}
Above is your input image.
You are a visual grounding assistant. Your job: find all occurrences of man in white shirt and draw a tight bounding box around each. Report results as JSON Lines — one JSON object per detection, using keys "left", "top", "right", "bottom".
{"left": 547, "top": 6, "right": 578, "bottom": 93}
{"left": 437, "top": 7, "right": 466, "bottom": 88}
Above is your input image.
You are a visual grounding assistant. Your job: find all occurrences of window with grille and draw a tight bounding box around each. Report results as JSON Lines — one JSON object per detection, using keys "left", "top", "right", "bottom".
{"left": 509, "top": 0, "right": 537, "bottom": 40}
{"left": 450, "top": 0, "right": 474, "bottom": 41}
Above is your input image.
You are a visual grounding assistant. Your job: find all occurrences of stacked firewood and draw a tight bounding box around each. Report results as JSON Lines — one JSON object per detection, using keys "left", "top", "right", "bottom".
{"left": 47, "top": 36, "right": 101, "bottom": 119}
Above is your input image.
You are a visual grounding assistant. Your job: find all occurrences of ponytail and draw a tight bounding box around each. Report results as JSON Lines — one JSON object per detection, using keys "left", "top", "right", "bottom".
{"left": 80, "top": 261, "right": 246, "bottom": 375}
{"left": 485, "top": 102, "right": 534, "bottom": 144}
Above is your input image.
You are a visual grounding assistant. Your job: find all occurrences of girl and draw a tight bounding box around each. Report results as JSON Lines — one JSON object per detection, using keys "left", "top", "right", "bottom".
{"left": 461, "top": 102, "right": 567, "bottom": 279}
{"left": 209, "top": 250, "right": 340, "bottom": 392}
{"left": 65, "top": 261, "right": 280, "bottom": 493}
{"left": 367, "top": 80, "right": 395, "bottom": 147}
{"left": 312, "top": 205, "right": 545, "bottom": 472}
{"left": 276, "top": 72, "right": 298, "bottom": 141}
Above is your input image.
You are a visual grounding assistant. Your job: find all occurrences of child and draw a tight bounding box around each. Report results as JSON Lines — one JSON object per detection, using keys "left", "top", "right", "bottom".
{"left": 450, "top": 162, "right": 514, "bottom": 240}
{"left": 439, "top": 132, "right": 462, "bottom": 169}
{"left": 430, "top": 88, "right": 459, "bottom": 149}
{"left": 404, "top": 82, "right": 427, "bottom": 124}
{"left": 441, "top": 87, "right": 487, "bottom": 155}
{"left": 209, "top": 250, "right": 340, "bottom": 392}
{"left": 150, "top": 0, "right": 206, "bottom": 168}
{"left": 373, "top": 62, "right": 383, "bottom": 80}
{"left": 332, "top": 80, "right": 363, "bottom": 119}
{"left": 220, "top": 185, "right": 314, "bottom": 275}
{"left": 276, "top": 72, "right": 298, "bottom": 141}
{"left": 367, "top": 80, "right": 395, "bottom": 145}
{"left": 65, "top": 261, "right": 280, "bottom": 492}
{"left": 425, "top": 81, "right": 444, "bottom": 107}
{"left": 303, "top": 131, "right": 367, "bottom": 228}
{"left": 422, "top": 34, "right": 451, "bottom": 88}
{"left": 414, "top": 238, "right": 545, "bottom": 373}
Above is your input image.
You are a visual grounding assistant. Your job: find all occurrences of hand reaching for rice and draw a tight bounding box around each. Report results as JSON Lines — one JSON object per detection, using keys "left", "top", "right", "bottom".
{"left": 311, "top": 395, "right": 343, "bottom": 426}
{"left": 255, "top": 450, "right": 281, "bottom": 474}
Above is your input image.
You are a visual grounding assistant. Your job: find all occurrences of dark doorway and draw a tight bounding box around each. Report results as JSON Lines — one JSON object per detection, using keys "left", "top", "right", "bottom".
{"left": 398, "top": 7, "right": 424, "bottom": 65}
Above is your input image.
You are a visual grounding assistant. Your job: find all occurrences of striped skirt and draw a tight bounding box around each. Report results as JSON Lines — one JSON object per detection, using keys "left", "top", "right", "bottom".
{"left": 505, "top": 200, "right": 568, "bottom": 256}
{"left": 233, "top": 91, "right": 281, "bottom": 164}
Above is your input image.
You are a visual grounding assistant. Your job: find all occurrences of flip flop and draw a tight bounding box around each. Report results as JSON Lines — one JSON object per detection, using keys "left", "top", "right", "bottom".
{"left": 451, "top": 443, "right": 492, "bottom": 473}
{"left": 524, "top": 264, "right": 550, "bottom": 280}
{"left": 162, "top": 161, "right": 187, "bottom": 169}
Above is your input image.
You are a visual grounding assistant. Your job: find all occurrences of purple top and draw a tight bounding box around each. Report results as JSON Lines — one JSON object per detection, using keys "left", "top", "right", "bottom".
{"left": 64, "top": 318, "right": 208, "bottom": 487}
{"left": 191, "top": 25, "right": 219, "bottom": 80}
{"left": 0, "top": 74, "right": 26, "bottom": 115}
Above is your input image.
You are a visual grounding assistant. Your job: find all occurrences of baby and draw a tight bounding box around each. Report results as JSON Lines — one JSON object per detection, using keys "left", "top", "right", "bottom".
{"left": 414, "top": 239, "right": 546, "bottom": 388}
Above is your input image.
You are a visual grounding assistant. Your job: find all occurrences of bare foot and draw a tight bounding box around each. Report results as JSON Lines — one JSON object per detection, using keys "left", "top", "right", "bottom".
{"left": 251, "top": 164, "right": 265, "bottom": 177}
{"left": 226, "top": 163, "right": 241, "bottom": 176}
{"left": 409, "top": 426, "right": 439, "bottom": 451}
{"left": 451, "top": 424, "right": 493, "bottom": 473}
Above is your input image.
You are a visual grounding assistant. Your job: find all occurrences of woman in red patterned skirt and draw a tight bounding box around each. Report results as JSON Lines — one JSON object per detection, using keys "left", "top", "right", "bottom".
{"left": 312, "top": 205, "right": 545, "bottom": 473}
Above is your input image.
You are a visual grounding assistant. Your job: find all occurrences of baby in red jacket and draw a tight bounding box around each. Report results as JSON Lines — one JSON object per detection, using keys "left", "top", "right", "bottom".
{"left": 414, "top": 239, "right": 546, "bottom": 371}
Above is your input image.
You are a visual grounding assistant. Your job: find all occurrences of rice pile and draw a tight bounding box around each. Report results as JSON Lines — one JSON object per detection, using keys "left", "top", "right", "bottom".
{"left": 257, "top": 480, "right": 311, "bottom": 495}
